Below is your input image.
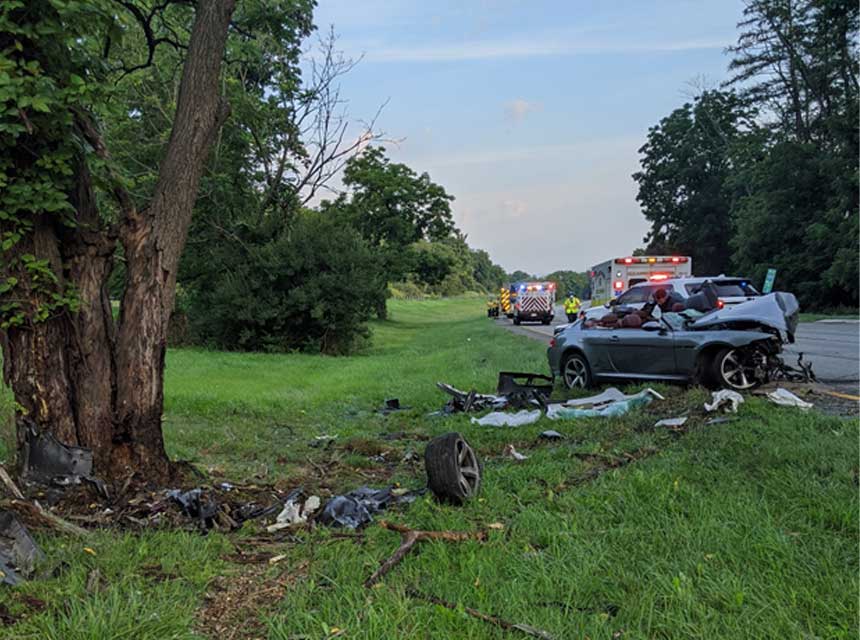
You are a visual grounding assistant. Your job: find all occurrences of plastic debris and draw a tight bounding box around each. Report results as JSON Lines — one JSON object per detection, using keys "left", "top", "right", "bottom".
{"left": 379, "top": 398, "right": 411, "bottom": 415}
{"left": 547, "top": 388, "right": 663, "bottom": 420}
{"left": 319, "top": 486, "right": 420, "bottom": 529}
{"left": 496, "top": 372, "right": 553, "bottom": 409}
{"left": 436, "top": 382, "right": 507, "bottom": 414}
{"left": 654, "top": 416, "right": 688, "bottom": 428}
{"left": 704, "top": 390, "right": 745, "bottom": 413}
{"left": 266, "top": 494, "right": 321, "bottom": 532}
{"left": 0, "top": 511, "right": 44, "bottom": 586}
{"left": 21, "top": 425, "right": 107, "bottom": 496}
{"left": 538, "top": 430, "right": 565, "bottom": 440}
{"left": 166, "top": 488, "right": 218, "bottom": 530}
{"left": 502, "top": 444, "right": 529, "bottom": 461}
{"left": 471, "top": 409, "right": 542, "bottom": 427}
{"left": 766, "top": 388, "right": 814, "bottom": 410}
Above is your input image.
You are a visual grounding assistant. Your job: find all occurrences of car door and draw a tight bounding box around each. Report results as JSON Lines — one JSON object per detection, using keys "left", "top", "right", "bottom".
{"left": 605, "top": 321, "right": 678, "bottom": 376}
{"left": 578, "top": 324, "right": 614, "bottom": 374}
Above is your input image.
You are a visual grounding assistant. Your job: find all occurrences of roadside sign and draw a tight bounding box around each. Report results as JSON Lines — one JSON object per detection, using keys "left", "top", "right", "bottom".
{"left": 762, "top": 268, "right": 777, "bottom": 293}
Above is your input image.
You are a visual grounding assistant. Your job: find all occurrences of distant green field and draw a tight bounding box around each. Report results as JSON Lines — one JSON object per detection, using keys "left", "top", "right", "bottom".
{"left": 0, "top": 297, "right": 857, "bottom": 639}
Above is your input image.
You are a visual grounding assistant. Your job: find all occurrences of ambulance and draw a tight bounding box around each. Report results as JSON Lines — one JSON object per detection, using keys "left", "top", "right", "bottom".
{"left": 590, "top": 256, "right": 693, "bottom": 304}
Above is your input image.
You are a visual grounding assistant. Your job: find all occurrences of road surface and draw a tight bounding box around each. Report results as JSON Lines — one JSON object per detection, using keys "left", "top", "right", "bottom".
{"left": 498, "top": 304, "right": 859, "bottom": 392}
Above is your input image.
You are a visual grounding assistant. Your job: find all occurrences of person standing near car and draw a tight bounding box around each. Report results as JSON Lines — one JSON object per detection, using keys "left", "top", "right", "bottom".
{"left": 564, "top": 292, "right": 582, "bottom": 322}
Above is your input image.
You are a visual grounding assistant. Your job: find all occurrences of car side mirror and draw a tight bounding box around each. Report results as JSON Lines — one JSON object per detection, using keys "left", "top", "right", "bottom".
{"left": 608, "top": 299, "right": 618, "bottom": 307}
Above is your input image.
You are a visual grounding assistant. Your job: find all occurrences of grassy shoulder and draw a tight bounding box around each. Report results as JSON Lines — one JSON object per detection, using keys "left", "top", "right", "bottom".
{"left": 0, "top": 297, "right": 857, "bottom": 639}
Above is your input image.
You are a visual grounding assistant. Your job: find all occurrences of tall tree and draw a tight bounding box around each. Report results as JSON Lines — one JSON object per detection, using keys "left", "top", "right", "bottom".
{"left": 323, "top": 147, "right": 456, "bottom": 315}
{"left": 0, "top": 0, "right": 312, "bottom": 481}
{"left": 727, "top": 0, "right": 858, "bottom": 306}
{"left": 633, "top": 90, "right": 756, "bottom": 275}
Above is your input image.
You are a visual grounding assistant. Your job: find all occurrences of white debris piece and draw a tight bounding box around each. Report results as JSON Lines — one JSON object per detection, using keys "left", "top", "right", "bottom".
{"left": 704, "top": 390, "right": 745, "bottom": 413}
{"left": 654, "top": 416, "right": 688, "bottom": 428}
{"left": 502, "top": 444, "right": 529, "bottom": 461}
{"left": 766, "top": 388, "right": 814, "bottom": 410}
{"left": 266, "top": 495, "right": 321, "bottom": 532}
{"left": 471, "top": 409, "right": 542, "bottom": 427}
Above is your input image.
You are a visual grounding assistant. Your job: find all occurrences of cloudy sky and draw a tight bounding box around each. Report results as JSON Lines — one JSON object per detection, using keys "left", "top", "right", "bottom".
{"left": 311, "top": 0, "right": 745, "bottom": 275}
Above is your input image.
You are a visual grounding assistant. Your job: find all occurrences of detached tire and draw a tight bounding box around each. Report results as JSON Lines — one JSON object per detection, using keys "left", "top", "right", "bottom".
{"left": 425, "top": 433, "right": 481, "bottom": 504}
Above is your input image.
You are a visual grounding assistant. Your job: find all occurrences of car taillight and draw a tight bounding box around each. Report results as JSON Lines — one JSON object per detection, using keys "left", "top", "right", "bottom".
{"left": 549, "top": 337, "right": 556, "bottom": 347}
{"left": 717, "top": 299, "right": 725, "bottom": 309}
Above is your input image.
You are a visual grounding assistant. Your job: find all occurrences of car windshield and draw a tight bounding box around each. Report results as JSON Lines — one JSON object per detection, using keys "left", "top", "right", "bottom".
{"left": 684, "top": 280, "right": 761, "bottom": 297}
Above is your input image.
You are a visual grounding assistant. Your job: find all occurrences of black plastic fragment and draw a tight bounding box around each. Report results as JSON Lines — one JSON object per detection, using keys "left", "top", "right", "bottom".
{"left": 167, "top": 489, "right": 219, "bottom": 530}
{"left": 319, "top": 486, "right": 421, "bottom": 529}
{"left": 0, "top": 511, "right": 44, "bottom": 586}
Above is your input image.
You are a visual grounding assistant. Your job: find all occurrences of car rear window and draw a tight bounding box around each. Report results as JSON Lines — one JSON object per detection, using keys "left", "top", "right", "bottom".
{"left": 684, "top": 280, "right": 761, "bottom": 297}
{"left": 619, "top": 284, "right": 675, "bottom": 304}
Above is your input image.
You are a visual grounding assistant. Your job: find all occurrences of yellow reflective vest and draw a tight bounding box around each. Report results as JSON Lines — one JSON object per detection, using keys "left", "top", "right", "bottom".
{"left": 564, "top": 296, "right": 581, "bottom": 314}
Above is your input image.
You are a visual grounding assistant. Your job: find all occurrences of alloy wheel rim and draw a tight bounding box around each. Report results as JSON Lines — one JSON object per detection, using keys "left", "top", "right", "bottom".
{"left": 564, "top": 358, "right": 587, "bottom": 388}
{"left": 455, "top": 439, "right": 480, "bottom": 497}
{"left": 720, "top": 350, "right": 757, "bottom": 389}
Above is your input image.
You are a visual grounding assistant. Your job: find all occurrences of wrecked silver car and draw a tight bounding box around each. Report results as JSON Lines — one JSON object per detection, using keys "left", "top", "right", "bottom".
{"left": 548, "top": 292, "right": 811, "bottom": 391}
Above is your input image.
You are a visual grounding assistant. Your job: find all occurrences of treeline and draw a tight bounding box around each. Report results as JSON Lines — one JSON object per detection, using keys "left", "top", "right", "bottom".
{"left": 88, "top": 11, "right": 507, "bottom": 354}
{"left": 634, "top": 0, "right": 858, "bottom": 309}
{"left": 179, "top": 146, "right": 509, "bottom": 354}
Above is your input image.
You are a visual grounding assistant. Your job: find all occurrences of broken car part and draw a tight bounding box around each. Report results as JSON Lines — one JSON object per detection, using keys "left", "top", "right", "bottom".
{"left": 546, "top": 388, "right": 663, "bottom": 420}
{"left": 424, "top": 433, "right": 481, "bottom": 503}
{"left": 654, "top": 416, "right": 688, "bottom": 428}
{"left": 0, "top": 511, "right": 44, "bottom": 586}
{"left": 704, "top": 390, "right": 745, "bottom": 414}
{"left": 496, "top": 372, "right": 553, "bottom": 409}
{"left": 766, "top": 388, "right": 814, "bottom": 410}
{"left": 21, "top": 426, "right": 106, "bottom": 496}
{"left": 319, "top": 486, "right": 420, "bottom": 529}
{"left": 167, "top": 489, "right": 218, "bottom": 530}
{"left": 471, "top": 410, "right": 542, "bottom": 428}
{"left": 435, "top": 383, "right": 507, "bottom": 414}
{"left": 538, "top": 430, "right": 565, "bottom": 440}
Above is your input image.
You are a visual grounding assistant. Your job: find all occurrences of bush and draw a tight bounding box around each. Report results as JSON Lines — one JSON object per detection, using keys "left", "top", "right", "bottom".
{"left": 187, "top": 211, "right": 385, "bottom": 354}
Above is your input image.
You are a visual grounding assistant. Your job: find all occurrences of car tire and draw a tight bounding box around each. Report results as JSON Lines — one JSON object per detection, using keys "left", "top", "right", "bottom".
{"left": 561, "top": 351, "right": 592, "bottom": 389}
{"left": 710, "top": 347, "right": 761, "bottom": 391}
{"left": 424, "top": 433, "right": 481, "bottom": 504}
{"left": 513, "top": 316, "right": 521, "bottom": 325}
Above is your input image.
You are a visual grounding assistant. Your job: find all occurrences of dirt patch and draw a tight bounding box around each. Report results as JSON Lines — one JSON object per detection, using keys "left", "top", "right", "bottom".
{"left": 195, "top": 560, "right": 309, "bottom": 640}
{"left": 340, "top": 437, "right": 390, "bottom": 457}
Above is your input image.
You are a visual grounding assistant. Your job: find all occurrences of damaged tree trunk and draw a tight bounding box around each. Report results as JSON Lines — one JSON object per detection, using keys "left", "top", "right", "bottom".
{"left": 0, "top": 0, "right": 236, "bottom": 483}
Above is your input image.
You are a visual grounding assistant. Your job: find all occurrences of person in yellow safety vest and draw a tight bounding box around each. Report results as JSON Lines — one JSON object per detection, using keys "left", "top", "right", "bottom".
{"left": 564, "top": 293, "right": 581, "bottom": 322}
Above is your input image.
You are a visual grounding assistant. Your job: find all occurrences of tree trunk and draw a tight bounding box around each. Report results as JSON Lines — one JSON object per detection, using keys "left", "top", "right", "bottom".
{"left": 0, "top": 0, "right": 236, "bottom": 484}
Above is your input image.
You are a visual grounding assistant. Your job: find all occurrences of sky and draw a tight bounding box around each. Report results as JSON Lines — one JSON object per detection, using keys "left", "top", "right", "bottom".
{"left": 310, "top": 0, "right": 746, "bottom": 275}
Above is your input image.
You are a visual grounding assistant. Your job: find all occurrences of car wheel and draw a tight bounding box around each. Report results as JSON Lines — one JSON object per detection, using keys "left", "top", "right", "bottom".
{"left": 513, "top": 316, "right": 521, "bottom": 325}
{"left": 562, "top": 351, "right": 592, "bottom": 389}
{"left": 711, "top": 347, "right": 760, "bottom": 391}
{"left": 424, "top": 433, "right": 481, "bottom": 504}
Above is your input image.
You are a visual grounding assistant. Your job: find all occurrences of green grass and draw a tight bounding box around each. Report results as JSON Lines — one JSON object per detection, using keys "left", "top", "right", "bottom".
{"left": 0, "top": 297, "right": 857, "bottom": 639}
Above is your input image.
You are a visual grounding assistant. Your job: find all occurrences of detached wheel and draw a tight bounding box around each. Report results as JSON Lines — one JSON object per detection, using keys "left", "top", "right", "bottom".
{"left": 425, "top": 433, "right": 481, "bottom": 503}
{"left": 562, "top": 351, "right": 592, "bottom": 389}
{"left": 711, "top": 347, "right": 760, "bottom": 391}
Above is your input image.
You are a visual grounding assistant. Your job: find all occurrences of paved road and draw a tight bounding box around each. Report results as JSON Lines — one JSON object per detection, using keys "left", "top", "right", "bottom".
{"left": 498, "top": 304, "right": 859, "bottom": 392}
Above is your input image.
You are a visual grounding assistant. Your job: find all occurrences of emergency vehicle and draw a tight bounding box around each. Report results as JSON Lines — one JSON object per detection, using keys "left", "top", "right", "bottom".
{"left": 512, "top": 281, "right": 556, "bottom": 325}
{"left": 590, "top": 256, "right": 692, "bottom": 303}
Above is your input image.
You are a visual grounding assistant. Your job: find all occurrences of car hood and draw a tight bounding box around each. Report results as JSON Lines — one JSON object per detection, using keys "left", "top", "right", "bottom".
{"left": 690, "top": 292, "right": 799, "bottom": 342}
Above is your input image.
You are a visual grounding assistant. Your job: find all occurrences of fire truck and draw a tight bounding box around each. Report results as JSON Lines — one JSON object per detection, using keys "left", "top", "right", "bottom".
{"left": 590, "top": 256, "right": 692, "bottom": 303}
{"left": 512, "top": 281, "right": 556, "bottom": 325}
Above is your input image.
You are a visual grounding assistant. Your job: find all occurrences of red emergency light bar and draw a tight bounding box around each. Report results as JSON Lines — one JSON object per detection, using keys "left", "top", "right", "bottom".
{"left": 614, "top": 256, "right": 688, "bottom": 264}
{"left": 649, "top": 274, "right": 670, "bottom": 281}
